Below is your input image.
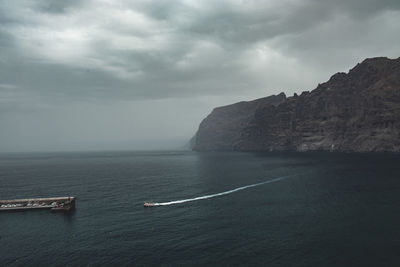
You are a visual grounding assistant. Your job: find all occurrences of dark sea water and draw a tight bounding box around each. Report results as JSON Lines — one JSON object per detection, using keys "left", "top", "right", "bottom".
{"left": 1, "top": 151, "right": 400, "bottom": 266}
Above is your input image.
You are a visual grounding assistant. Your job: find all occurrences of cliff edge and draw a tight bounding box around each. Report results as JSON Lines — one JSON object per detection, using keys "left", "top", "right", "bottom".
{"left": 193, "top": 57, "right": 400, "bottom": 152}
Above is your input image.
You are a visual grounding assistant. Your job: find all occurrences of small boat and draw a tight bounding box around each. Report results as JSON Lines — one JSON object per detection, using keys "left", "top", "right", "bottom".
{"left": 144, "top": 202, "right": 155, "bottom": 207}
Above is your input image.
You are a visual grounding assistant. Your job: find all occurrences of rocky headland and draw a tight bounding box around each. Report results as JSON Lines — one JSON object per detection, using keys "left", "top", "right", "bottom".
{"left": 193, "top": 57, "right": 400, "bottom": 152}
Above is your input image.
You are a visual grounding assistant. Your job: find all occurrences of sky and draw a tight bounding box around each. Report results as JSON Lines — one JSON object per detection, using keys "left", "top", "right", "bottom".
{"left": 0, "top": 0, "right": 399, "bottom": 152}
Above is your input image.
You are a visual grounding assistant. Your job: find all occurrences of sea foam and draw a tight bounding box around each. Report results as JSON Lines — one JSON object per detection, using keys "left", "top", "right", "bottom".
{"left": 153, "top": 174, "right": 295, "bottom": 206}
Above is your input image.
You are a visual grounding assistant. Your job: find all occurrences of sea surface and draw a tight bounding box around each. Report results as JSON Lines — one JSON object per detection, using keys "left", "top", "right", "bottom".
{"left": 0, "top": 151, "right": 400, "bottom": 266}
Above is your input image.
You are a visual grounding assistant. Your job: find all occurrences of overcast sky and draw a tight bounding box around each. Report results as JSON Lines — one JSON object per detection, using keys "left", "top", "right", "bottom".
{"left": 0, "top": 0, "right": 399, "bottom": 152}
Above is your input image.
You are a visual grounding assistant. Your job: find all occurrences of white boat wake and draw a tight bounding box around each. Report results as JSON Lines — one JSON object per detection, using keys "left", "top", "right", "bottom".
{"left": 152, "top": 174, "right": 295, "bottom": 206}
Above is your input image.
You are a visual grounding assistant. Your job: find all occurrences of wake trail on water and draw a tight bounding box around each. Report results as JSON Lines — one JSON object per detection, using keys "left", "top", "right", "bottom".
{"left": 153, "top": 174, "right": 295, "bottom": 206}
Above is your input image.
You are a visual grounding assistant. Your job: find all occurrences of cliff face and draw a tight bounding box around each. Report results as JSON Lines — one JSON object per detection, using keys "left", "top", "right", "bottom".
{"left": 193, "top": 93, "right": 287, "bottom": 150}
{"left": 193, "top": 57, "right": 400, "bottom": 152}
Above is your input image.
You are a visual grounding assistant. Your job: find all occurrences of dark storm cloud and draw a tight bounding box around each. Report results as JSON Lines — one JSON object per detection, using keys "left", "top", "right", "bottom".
{"left": 0, "top": 0, "right": 399, "bottom": 103}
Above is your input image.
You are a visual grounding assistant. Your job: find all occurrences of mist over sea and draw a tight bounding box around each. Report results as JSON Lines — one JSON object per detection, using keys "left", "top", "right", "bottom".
{"left": 1, "top": 151, "right": 400, "bottom": 266}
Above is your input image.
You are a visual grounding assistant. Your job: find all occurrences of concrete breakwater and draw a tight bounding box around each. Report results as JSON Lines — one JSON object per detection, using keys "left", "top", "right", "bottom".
{"left": 0, "top": 197, "right": 76, "bottom": 212}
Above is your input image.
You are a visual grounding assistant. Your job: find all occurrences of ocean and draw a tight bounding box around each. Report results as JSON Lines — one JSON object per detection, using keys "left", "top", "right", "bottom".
{"left": 0, "top": 151, "right": 399, "bottom": 266}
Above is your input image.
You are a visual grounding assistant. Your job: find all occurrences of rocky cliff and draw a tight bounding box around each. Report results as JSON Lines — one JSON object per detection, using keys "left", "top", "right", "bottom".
{"left": 193, "top": 57, "right": 400, "bottom": 152}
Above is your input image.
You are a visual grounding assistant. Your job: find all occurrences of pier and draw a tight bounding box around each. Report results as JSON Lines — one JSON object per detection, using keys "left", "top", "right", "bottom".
{"left": 0, "top": 197, "right": 76, "bottom": 212}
